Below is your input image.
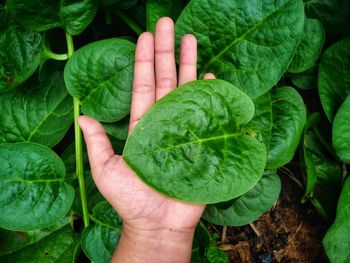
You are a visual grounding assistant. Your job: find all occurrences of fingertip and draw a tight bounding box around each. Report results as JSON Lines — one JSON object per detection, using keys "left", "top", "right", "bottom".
{"left": 203, "top": 73, "right": 216, "bottom": 80}
{"left": 156, "top": 17, "right": 174, "bottom": 29}
{"left": 181, "top": 34, "right": 197, "bottom": 44}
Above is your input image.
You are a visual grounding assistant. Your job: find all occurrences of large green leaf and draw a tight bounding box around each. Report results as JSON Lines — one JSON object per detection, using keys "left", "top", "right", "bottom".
{"left": 175, "top": 0, "right": 304, "bottom": 98}
{"left": 333, "top": 95, "right": 350, "bottom": 163}
{"left": 146, "top": 0, "right": 182, "bottom": 32}
{"left": 0, "top": 143, "right": 74, "bottom": 231}
{"left": 82, "top": 201, "right": 122, "bottom": 263}
{"left": 323, "top": 176, "right": 350, "bottom": 263}
{"left": 0, "top": 72, "right": 73, "bottom": 148}
{"left": 6, "top": 0, "right": 98, "bottom": 35}
{"left": 123, "top": 79, "right": 266, "bottom": 204}
{"left": 248, "top": 87, "right": 307, "bottom": 168}
{"left": 0, "top": 25, "right": 41, "bottom": 92}
{"left": 203, "top": 170, "right": 281, "bottom": 226}
{"left": 64, "top": 38, "right": 135, "bottom": 122}
{"left": 0, "top": 216, "right": 69, "bottom": 255}
{"left": 288, "top": 18, "right": 324, "bottom": 73}
{"left": 267, "top": 87, "right": 306, "bottom": 168}
{"left": 0, "top": 224, "right": 80, "bottom": 263}
{"left": 302, "top": 113, "right": 342, "bottom": 220}
{"left": 318, "top": 38, "right": 350, "bottom": 121}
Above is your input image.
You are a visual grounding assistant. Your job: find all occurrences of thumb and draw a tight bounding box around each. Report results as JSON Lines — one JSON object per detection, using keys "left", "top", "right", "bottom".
{"left": 78, "top": 115, "right": 116, "bottom": 178}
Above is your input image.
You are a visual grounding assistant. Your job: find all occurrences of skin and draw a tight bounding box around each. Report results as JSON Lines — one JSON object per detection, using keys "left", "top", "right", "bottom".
{"left": 79, "top": 17, "right": 215, "bottom": 263}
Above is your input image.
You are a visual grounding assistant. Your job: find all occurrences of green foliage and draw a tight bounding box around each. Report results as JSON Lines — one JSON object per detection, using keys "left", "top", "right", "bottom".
{"left": 288, "top": 18, "right": 325, "bottom": 73}
{"left": 318, "top": 38, "right": 350, "bottom": 121}
{"left": 0, "top": 72, "right": 73, "bottom": 147}
{"left": 323, "top": 176, "right": 350, "bottom": 263}
{"left": 64, "top": 38, "right": 135, "bottom": 122}
{"left": 123, "top": 79, "right": 267, "bottom": 204}
{"left": 203, "top": 170, "right": 281, "bottom": 226}
{"left": 175, "top": 0, "right": 305, "bottom": 98}
{"left": 333, "top": 95, "right": 350, "bottom": 163}
{"left": 2, "top": 0, "right": 349, "bottom": 262}
{"left": 82, "top": 201, "right": 122, "bottom": 263}
{"left": 0, "top": 143, "right": 74, "bottom": 231}
{"left": 302, "top": 113, "right": 342, "bottom": 220}
{"left": 0, "top": 25, "right": 42, "bottom": 91}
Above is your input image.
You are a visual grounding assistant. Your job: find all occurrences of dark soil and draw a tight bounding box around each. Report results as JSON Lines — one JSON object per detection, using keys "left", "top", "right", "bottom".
{"left": 210, "top": 172, "right": 330, "bottom": 263}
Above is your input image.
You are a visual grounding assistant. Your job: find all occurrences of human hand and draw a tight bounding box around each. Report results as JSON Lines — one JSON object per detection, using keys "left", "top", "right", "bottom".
{"left": 79, "top": 17, "right": 215, "bottom": 262}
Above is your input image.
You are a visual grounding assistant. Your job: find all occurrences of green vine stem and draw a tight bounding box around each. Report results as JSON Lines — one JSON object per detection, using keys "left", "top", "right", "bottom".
{"left": 66, "top": 33, "right": 90, "bottom": 228}
{"left": 114, "top": 9, "right": 143, "bottom": 35}
{"left": 45, "top": 50, "right": 69, "bottom": 61}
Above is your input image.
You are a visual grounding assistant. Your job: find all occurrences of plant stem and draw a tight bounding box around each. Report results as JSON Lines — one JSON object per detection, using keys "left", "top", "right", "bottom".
{"left": 313, "top": 128, "right": 336, "bottom": 157}
{"left": 66, "top": 33, "right": 90, "bottom": 228}
{"left": 46, "top": 51, "right": 69, "bottom": 61}
{"left": 114, "top": 9, "right": 143, "bottom": 35}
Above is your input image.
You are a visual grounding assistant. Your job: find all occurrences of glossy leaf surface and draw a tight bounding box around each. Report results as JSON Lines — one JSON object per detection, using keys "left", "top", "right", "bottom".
{"left": 175, "top": 0, "right": 304, "bottom": 98}
{"left": 123, "top": 79, "right": 266, "bottom": 204}
{"left": 302, "top": 113, "right": 342, "bottom": 220}
{"left": 248, "top": 87, "right": 307, "bottom": 168}
{"left": 203, "top": 170, "right": 281, "bottom": 226}
{"left": 323, "top": 176, "right": 350, "bottom": 263}
{"left": 333, "top": 95, "right": 350, "bottom": 163}
{"left": 0, "top": 143, "right": 74, "bottom": 231}
{"left": 0, "top": 224, "right": 80, "bottom": 262}
{"left": 82, "top": 201, "right": 122, "bottom": 263}
{"left": 318, "top": 38, "right": 350, "bottom": 121}
{"left": 0, "top": 25, "right": 41, "bottom": 91}
{"left": 0, "top": 72, "right": 73, "bottom": 148}
{"left": 267, "top": 87, "right": 306, "bottom": 168}
{"left": 288, "top": 18, "right": 324, "bottom": 73}
{"left": 6, "top": 0, "right": 98, "bottom": 35}
{"left": 64, "top": 38, "right": 135, "bottom": 122}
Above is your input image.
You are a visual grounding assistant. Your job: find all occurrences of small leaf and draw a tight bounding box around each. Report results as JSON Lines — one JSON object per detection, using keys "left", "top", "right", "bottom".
{"left": 82, "top": 201, "right": 122, "bottom": 263}
{"left": 206, "top": 248, "right": 229, "bottom": 263}
{"left": 288, "top": 18, "right": 324, "bottom": 73}
{"left": 103, "top": 116, "right": 130, "bottom": 140}
{"left": 175, "top": 0, "right": 305, "bottom": 98}
{"left": 0, "top": 224, "right": 80, "bottom": 263}
{"left": 0, "top": 143, "right": 74, "bottom": 231}
{"left": 123, "top": 79, "right": 266, "bottom": 204}
{"left": 0, "top": 25, "right": 42, "bottom": 91}
{"left": 64, "top": 38, "right": 135, "bottom": 122}
{"left": 323, "top": 176, "right": 350, "bottom": 263}
{"left": 302, "top": 113, "right": 342, "bottom": 220}
{"left": 290, "top": 65, "right": 317, "bottom": 90}
{"left": 333, "top": 95, "right": 350, "bottom": 163}
{"left": 318, "top": 38, "right": 350, "bottom": 121}
{"left": 203, "top": 170, "right": 281, "bottom": 226}
{"left": 0, "top": 72, "right": 73, "bottom": 148}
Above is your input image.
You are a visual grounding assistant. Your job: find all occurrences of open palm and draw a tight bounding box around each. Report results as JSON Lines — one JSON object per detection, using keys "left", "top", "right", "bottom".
{"left": 79, "top": 17, "right": 214, "bottom": 234}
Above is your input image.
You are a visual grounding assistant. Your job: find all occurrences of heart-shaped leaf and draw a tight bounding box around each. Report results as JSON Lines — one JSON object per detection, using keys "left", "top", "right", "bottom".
{"left": 64, "top": 38, "right": 135, "bottom": 122}
{"left": 202, "top": 170, "right": 281, "bottom": 226}
{"left": 0, "top": 72, "right": 73, "bottom": 148}
{"left": 123, "top": 79, "right": 266, "bottom": 204}
{"left": 175, "top": 0, "right": 304, "bottom": 98}
{"left": 0, "top": 143, "right": 74, "bottom": 231}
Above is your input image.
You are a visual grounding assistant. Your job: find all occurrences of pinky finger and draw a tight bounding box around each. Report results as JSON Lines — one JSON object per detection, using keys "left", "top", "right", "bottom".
{"left": 203, "top": 73, "right": 215, "bottom": 79}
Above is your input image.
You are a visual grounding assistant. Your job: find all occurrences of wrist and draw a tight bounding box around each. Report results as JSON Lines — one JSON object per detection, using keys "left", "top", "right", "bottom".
{"left": 111, "top": 223, "right": 195, "bottom": 263}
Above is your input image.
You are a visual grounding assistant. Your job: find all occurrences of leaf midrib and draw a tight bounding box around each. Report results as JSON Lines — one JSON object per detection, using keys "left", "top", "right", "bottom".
{"left": 201, "top": 2, "right": 289, "bottom": 71}
{"left": 128, "top": 132, "right": 242, "bottom": 157}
